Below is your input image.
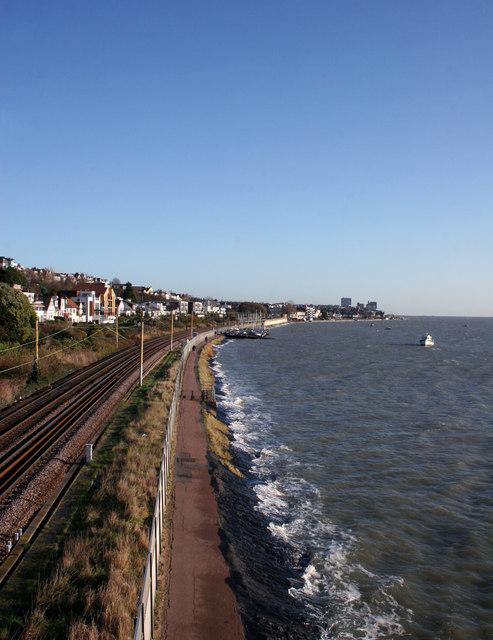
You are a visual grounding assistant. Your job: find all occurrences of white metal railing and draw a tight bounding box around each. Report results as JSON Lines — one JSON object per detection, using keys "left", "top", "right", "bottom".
{"left": 133, "top": 330, "right": 214, "bottom": 640}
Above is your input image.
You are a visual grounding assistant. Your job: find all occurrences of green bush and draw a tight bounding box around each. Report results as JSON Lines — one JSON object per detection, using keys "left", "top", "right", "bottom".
{"left": 0, "top": 283, "right": 36, "bottom": 343}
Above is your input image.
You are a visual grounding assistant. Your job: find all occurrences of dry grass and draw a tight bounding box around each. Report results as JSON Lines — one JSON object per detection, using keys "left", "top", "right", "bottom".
{"left": 0, "top": 323, "right": 163, "bottom": 409}
{"left": 202, "top": 409, "right": 244, "bottom": 477}
{"left": 198, "top": 338, "right": 244, "bottom": 478}
{"left": 0, "top": 377, "right": 23, "bottom": 405}
{"left": 18, "top": 351, "right": 181, "bottom": 640}
{"left": 197, "top": 337, "right": 223, "bottom": 389}
{"left": 55, "top": 349, "right": 98, "bottom": 369}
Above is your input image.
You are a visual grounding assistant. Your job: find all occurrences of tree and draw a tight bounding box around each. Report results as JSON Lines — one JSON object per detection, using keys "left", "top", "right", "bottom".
{"left": 0, "top": 267, "right": 28, "bottom": 288}
{"left": 282, "top": 301, "right": 296, "bottom": 317}
{"left": 59, "top": 274, "right": 76, "bottom": 290}
{"left": 24, "top": 267, "right": 58, "bottom": 295}
{"left": 0, "top": 283, "right": 36, "bottom": 343}
{"left": 112, "top": 277, "right": 123, "bottom": 295}
{"left": 123, "top": 282, "right": 137, "bottom": 303}
{"left": 238, "top": 302, "right": 268, "bottom": 315}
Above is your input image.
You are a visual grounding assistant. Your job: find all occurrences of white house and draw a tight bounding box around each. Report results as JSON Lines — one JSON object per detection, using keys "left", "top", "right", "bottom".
{"left": 162, "top": 291, "right": 181, "bottom": 301}
{"left": 178, "top": 300, "right": 190, "bottom": 315}
{"left": 31, "top": 295, "right": 58, "bottom": 322}
{"left": 72, "top": 289, "right": 101, "bottom": 323}
{"left": 116, "top": 299, "right": 136, "bottom": 317}
{"left": 21, "top": 291, "right": 35, "bottom": 304}
{"left": 201, "top": 299, "right": 227, "bottom": 317}
{"left": 139, "top": 301, "right": 168, "bottom": 318}
{"left": 63, "top": 297, "right": 83, "bottom": 323}
{"left": 44, "top": 296, "right": 58, "bottom": 321}
{"left": 305, "top": 306, "right": 321, "bottom": 321}
{"left": 290, "top": 310, "right": 306, "bottom": 321}
{"left": 0, "top": 256, "right": 18, "bottom": 269}
{"left": 192, "top": 301, "right": 204, "bottom": 317}
{"left": 32, "top": 299, "right": 47, "bottom": 322}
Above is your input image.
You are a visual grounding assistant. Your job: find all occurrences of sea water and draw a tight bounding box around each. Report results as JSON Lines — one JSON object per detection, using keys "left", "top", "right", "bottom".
{"left": 211, "top": 317, "right": 493, "bottom": 639}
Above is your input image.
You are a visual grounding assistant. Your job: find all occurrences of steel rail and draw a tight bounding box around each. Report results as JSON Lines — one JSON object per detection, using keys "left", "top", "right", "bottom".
{"left": 0, "top": 338, "right": 176, "bottom": 498}
{"left": 0, "top": 333, "right": 190, "bottom": 499}
{"left": 0, "top": 335, "right": 176, "bottom": 436}
{"left": 0, "top": 346, "right": 147, "bottom": 476}
{"left": 0, "top": 343, "right": 138, "bottom": 427}
{"left": 0, "top": 328, "right": 201, "bottom": 601}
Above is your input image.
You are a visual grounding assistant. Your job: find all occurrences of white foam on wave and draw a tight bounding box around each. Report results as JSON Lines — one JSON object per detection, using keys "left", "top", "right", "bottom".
{"left": 219, "top": 394, "right": 273, "bottom": 455}
{"left": 290, "top": 564, "right": 407, "bottom": 640}
{"left": 352, "top": 611, "right": 406, "bottom": 640}
{"left": 211, "top": 361, "right": 224, "bottom": 378}
{"left": 213, "top": 343, "right": 409, "bottom": 639}
{"left": 299, "top": 543, "right": 408, "bottom": 640}
{"left": 258, "top": 481, "right": 409, "bottom": 639}
{"left": 254, "top": 479, "right": 288, "bottom": 513}
{"left": 220, "top": 396, "right": 245, "bottom": 415}
{"left": 298, "top": 564, "right": 322, "bottom": 597}
{"left": 267, "top": 522, "right": 291, "bottom": 542}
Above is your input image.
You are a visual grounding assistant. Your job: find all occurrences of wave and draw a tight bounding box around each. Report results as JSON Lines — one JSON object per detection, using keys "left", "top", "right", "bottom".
{"left": 213, "top": 320, "right": 493, "bottom": 639}
{"left": 213, "top": 338, "right": 411, "bottom": 639}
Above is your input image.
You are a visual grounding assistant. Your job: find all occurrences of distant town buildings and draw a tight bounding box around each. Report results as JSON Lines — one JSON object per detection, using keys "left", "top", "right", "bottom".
{"left": 0, "top": 256, "right": 386, "bottom": 324}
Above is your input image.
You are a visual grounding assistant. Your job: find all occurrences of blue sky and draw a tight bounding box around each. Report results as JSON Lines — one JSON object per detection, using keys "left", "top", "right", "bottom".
{"left": 1, "top": 1, "right": 492, "bottom": 315}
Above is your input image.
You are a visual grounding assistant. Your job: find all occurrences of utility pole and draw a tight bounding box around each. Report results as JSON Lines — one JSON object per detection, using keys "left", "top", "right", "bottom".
{"left": 115, "top": 312, "right": 119, "bottom": 349}
{"left": 139, "top": 316, "right": 144, "bottom": 387}
{"left": 170, "top": 310, "right": 174, "bottom": 352}
{"left": 190, "top": 305, "right": 194, "bottom": 338}
{"left": 31, "top": 317, "right": 40, "bottom": 382}
{"left": 35, "top": 317, "right": 39, "bottom": 364}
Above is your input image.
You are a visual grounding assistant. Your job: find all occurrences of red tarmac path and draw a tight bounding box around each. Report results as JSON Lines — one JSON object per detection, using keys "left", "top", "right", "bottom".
{"left": 163, "top": 345, "right": 244, "bottom": 640}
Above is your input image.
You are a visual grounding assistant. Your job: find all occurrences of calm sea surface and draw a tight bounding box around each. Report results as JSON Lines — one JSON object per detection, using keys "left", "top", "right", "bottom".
{"left": 212, "top": 317, "right": 493, "bottom": 640}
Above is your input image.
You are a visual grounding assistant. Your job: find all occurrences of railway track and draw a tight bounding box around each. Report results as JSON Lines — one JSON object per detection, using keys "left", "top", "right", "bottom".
{"left": 0, "top": 330, "right": 188, "bottom": 571}
{"left": 0, "top": 334, "right": 181, "bottom": 439}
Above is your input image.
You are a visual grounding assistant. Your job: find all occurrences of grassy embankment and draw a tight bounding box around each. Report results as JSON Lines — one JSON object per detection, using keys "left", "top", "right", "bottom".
{"left": 3, "top": 348, "right": 181, "bottom": 640}
{"left": 197, "top": 339, "right": 244, "bottom": 478}
{"left": 0, "top": 321, "right": 145, "bottom": 408}
{"left": 0, "top": 316, "right": 216, "bottom": 408}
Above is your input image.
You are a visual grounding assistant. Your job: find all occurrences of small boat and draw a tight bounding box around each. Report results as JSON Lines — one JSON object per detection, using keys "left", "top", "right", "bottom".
{"left": 419, "top": 333, "right": 434, "bottom": 347}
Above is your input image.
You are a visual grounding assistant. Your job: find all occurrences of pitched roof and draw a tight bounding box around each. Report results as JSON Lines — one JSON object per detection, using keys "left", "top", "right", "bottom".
{"left": 76, "top": 282, "right": 111, "bottom": 295}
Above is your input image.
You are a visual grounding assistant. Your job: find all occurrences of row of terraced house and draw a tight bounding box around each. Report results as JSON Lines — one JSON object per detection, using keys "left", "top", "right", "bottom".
{"left": 20, "top": 283, "right": 230, "bottom": 324}
{"left": 21, "top": 282, "right": 118, "bottom": 323}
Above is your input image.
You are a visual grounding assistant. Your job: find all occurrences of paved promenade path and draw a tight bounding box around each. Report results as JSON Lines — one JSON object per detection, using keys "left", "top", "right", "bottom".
{"left": 163, "top": 345, "right": 244, "bottom": 640}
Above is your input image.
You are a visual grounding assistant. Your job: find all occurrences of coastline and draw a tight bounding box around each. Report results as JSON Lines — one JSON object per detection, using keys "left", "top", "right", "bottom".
{"left": 162, "top": 343, "right": 244, "bottom": 640}
{"left": 205, "top": 336, "right": 318, "bottom": 639}
{"left": 198, "top": 338, "right": 244, "bottom": 478}
{"left": 168, "top": 318, "right": 493, "bottom": 638}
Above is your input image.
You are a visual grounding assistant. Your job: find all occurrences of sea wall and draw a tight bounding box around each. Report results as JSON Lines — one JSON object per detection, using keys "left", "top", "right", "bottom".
{"left": 208, "top": 339, "right": 315, "bottom": 638}
{"left": 264, "top": 315, "right": 288, "bottom": 328}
